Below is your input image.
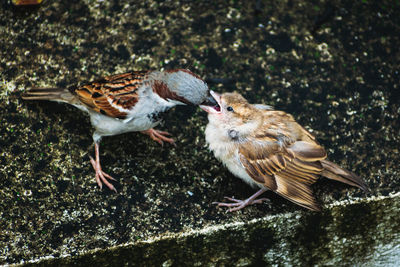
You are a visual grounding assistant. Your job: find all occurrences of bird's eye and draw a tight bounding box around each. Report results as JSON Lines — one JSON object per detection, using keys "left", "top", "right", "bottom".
{"left": 227, "top": 106, "right": 234, "bottom": 112}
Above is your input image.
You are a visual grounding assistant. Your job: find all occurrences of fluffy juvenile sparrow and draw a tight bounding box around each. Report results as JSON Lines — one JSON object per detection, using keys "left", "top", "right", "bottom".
{"left": 200, "top": 91, "right": 369, "bottom": 211}
{"left": 22, "top": 69, "right": 217, "bottom": 192}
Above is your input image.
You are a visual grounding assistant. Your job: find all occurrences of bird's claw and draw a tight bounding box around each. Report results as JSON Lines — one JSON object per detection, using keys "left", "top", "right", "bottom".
{"left": 213, "top": 196, "right": 270, "bottom": 212}
{"left": 142, "top": 128, "right": 176, "bottom": 147}
{"left": 89, "top": 156, "right": 117, "bottom": 192}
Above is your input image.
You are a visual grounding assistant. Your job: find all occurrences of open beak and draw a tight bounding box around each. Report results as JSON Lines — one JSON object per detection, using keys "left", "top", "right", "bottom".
{"left": 199, "top": 90, "right": 221, "bottom": 114}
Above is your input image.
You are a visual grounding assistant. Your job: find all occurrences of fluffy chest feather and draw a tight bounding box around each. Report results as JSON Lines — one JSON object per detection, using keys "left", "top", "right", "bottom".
{"left": 205, "top": 121, "right": 260, "bottom": 188}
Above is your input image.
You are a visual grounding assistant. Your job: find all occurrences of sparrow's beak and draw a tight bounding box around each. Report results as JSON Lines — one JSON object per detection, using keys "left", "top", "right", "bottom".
{"left": 200, "top": 93, "right": 218, "bottom": 106}
{"left": 200, "top": 90, "right": 221, "bottom": 113}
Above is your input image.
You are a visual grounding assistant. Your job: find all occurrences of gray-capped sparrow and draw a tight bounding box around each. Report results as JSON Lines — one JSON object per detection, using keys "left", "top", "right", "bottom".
{"left": 23, "top": 69, "right": 217, "bottom": 191}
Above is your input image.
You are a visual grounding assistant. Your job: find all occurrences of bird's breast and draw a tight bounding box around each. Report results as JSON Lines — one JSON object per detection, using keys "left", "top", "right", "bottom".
{"left": 205, "top": 123, "right": 237, "bottom": 162}
{"left": 205, "top": 122, "right": 262, "bottom": 188}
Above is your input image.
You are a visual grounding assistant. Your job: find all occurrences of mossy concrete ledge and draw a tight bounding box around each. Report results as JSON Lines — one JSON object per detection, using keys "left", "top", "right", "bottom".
{"left": 13, "top": 194, "right": 399, "bottom": 266}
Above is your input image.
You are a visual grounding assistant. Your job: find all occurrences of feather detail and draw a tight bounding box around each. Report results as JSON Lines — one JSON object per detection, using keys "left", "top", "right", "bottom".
{"left": 234, "top": 106, "right": 334, "bottom": 211}
{"left": 152, "top": 80, "right": 191, "bottom": 105}
{"left": 73, "top": 71, "right": 148, "bottom": 119}
{"left": 287, "top": 141, "right": 327, "bottom": 161}
{"left": 21, "top": 87, "right": 76, "bottom": 102}
{"left": 274, "top": 174, "right": 321, "bottom": 211}
{"left": 239, "top": 139, "right": 324, "bottom": 210}
{"left": 321, "top": 159, "right": 369, "bottom": 192}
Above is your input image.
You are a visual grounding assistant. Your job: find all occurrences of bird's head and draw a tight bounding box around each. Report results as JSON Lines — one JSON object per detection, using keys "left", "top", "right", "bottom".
{"left": 200, "top": 91, "right": 263, "bottom": 139}
{"left": 151, "top": 69, "right": 217, "bottom": 107}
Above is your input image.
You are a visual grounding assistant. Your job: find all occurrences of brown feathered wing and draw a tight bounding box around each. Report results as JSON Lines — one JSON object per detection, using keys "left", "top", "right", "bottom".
{"left": 239, "top": 136, "right": 327, "bottom": 211}
{"left": 22, "top": 71, "right": 149, "bottom": 119}
{"left": 73, "top": 71, "right": 149, "bottom": 119}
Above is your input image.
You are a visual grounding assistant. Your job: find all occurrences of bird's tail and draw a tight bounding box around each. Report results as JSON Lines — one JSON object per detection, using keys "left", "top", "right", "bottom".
{"left": 321, "top": 159, "right": 369, "bottom": 192}
{"left": 21, "top": 87, "right": 75, "bottom": 103}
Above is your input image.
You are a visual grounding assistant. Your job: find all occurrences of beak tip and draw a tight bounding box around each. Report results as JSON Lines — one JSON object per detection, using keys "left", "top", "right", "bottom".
{"left": 201, "top": 93, "right": 218, "bottom": 106}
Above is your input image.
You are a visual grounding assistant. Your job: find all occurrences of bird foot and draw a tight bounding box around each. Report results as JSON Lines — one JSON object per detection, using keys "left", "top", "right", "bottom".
{"left": 142, "top": 128, "right": 176, "bottom": 146}
{"left": 89, "top": 156, "right": 117, "bottom": 192}
{"left": 213, "top": 196, "right": 270, "bottom": 212}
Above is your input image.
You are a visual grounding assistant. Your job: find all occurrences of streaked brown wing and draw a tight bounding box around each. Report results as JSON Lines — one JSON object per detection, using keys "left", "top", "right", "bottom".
{"left": 239, "top": 136, "right": 327, "bottom": 211}
{"left": 72, "top": 71, "right": 149, "bottom": 119}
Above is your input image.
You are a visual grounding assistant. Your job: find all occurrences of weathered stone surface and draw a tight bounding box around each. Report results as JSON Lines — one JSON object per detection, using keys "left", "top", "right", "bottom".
{"left": 1, "top": 0, "right": 399, "bottom": 265}
{"left": 20, "top": 194, "right": 400, "bottom": 266}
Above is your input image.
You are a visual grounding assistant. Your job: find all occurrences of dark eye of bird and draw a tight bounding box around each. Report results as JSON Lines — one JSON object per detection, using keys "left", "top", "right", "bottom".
{"left": 227, "top": 106, "right": 234, "bottom": 112}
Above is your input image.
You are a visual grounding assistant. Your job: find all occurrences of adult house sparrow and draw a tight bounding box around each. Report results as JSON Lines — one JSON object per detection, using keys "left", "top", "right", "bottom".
{"left": 22, "top": 69, "right": 217, "bottom": 192}
{"left": 200, "top": 91, "right": 368, "bottom": 211}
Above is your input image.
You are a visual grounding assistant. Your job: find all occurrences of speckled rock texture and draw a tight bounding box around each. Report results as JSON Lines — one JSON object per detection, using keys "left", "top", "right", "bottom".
{"left": 0, "top": 0, "right": 399, "bottom": 265}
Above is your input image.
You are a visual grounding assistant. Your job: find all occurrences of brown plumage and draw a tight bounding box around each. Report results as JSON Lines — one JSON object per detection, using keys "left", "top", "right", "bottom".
{"left": 22, "top": 69, "right": 217, "bottom": 191}
{"left": 200, "top": 91, "right": 369, "bottom": 211}
{"left": 22, "top": 71, "right": 149, "bottom": 119}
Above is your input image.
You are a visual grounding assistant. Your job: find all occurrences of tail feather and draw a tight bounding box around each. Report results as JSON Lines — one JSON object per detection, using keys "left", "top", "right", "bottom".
{"left": 321, "top": 159, "right": 369, "bottom": 192}
{"left": 22, "top": 87, "right": 75, "bottom": 102}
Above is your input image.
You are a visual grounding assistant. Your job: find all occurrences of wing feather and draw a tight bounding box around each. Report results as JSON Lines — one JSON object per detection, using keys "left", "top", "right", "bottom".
{"left": 239, "top": 134, "right": 327, "bottom": 211}
{"left": 274, "top": 174, "right": 321, "bottom": 211}
{"left": 240, "top": 154, "right": 277, "bottom": 189}
{"left": 73, "top": 71, "right": 148, "bottom": 119}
